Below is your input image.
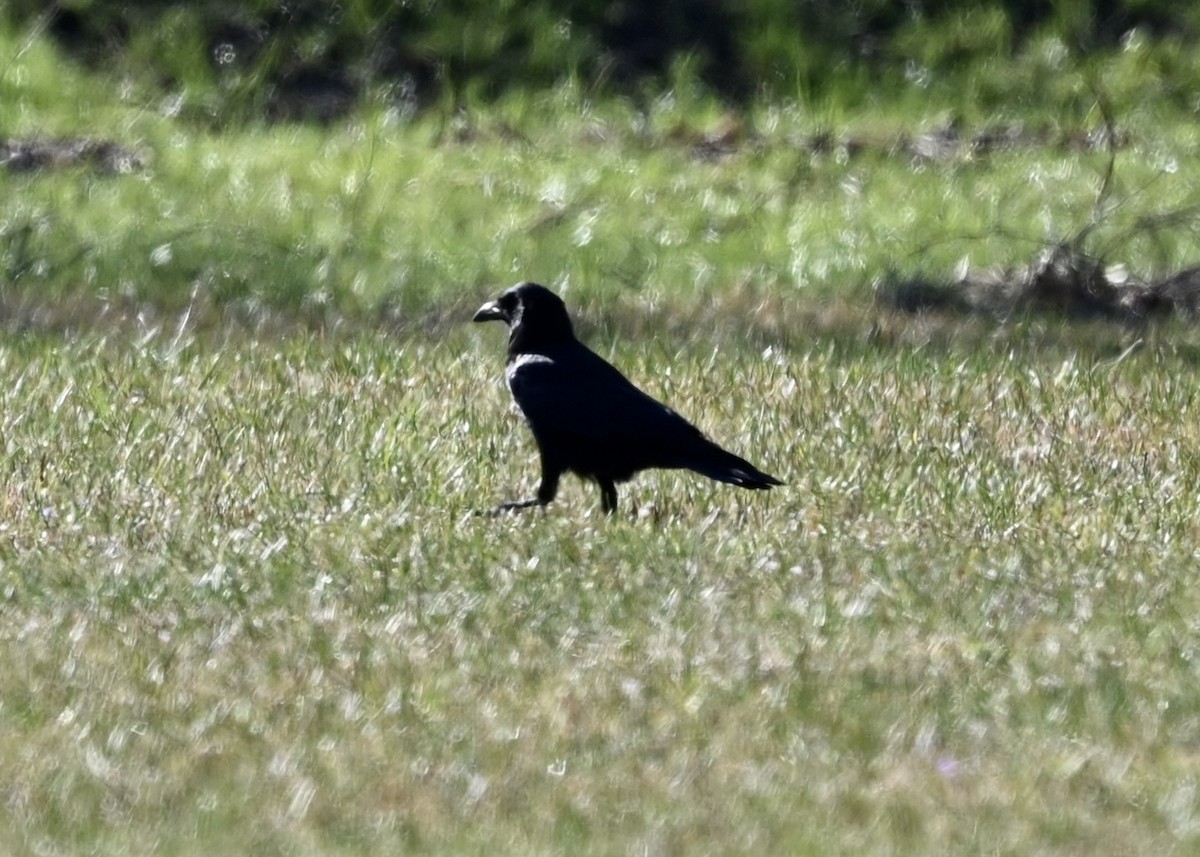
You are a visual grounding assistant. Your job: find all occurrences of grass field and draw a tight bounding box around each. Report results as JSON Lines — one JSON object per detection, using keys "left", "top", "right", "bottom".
{"left": 6, "top": 19, "right": 1200, "bottom": 857}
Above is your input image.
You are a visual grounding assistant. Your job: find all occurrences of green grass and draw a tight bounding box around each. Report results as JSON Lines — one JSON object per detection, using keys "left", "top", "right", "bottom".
{"left": 5, "top": 325, "right": 1200, "bottom": 855}
{"left": 6, "top": 21, "right": 1200, "bottom": 331}
{"left": 6, "top": 18, "right": 1200, "bottom": 857}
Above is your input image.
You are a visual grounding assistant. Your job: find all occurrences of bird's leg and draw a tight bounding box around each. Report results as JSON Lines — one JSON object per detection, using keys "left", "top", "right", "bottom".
{"left": 598, "top": 478, "right": 618, "bottom": 515}
{"left": 491, "top": 497, "right": 544, "bottom": 513}
{"left": 486, "top": 469, "right": 560, "bottom": 515}
{"left": 536, "top": 470, "right": 560, "bottom": 505}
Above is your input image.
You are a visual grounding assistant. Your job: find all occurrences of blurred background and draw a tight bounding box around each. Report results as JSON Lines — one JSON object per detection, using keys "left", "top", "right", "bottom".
{"left": 9, "top": 1, "right": 1200, "bottom": 124}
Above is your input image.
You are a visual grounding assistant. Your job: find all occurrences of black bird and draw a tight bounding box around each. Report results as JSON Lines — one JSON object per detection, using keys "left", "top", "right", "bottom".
{"left": 473, "top": 282, "right": 783, "bottom": 515}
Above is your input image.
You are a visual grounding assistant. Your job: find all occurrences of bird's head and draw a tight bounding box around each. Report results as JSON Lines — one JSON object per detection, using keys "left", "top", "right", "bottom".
{"left": 473, "top": 282, "right": 575, "bottom": 352}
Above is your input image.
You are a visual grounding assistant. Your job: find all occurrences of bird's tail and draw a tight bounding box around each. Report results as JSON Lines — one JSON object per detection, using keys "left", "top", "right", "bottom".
{"left": 685, "top": 442, "right": 783, "bottom": 490}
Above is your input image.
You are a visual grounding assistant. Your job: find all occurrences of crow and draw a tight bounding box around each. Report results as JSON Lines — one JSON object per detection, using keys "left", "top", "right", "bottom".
{"left": 473, "top": 282, "right": 782, "bottom": 515}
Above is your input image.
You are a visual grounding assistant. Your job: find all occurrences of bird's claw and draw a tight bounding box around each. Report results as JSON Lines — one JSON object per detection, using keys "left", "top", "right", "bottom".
{"left": 474, "top": 499, "right": 544, "bottom": 517}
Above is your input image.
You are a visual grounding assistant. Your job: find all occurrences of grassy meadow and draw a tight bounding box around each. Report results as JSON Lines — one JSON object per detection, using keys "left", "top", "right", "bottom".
{"left": 7, "top": 17, "right": 1200, "bottom": 857}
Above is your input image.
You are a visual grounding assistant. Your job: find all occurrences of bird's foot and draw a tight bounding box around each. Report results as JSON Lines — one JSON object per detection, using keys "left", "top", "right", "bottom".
{"left": 475, "top": 498, "right": 545, "bottom": 517}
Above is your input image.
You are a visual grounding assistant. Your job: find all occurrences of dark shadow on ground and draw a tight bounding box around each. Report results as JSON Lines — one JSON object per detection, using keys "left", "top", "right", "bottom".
{"left": 877, "top": 245, "right": 1200, "bottom": 324}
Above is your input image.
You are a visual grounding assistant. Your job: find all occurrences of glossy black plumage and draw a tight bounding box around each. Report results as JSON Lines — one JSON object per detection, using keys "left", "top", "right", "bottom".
{"left": 474, "top": 282, "right": 782, "bottom": 515}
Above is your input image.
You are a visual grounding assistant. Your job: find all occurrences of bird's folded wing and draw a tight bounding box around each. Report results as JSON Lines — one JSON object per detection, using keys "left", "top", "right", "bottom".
{"left": 507, "top": 349, "right": 700, "bottom": 445}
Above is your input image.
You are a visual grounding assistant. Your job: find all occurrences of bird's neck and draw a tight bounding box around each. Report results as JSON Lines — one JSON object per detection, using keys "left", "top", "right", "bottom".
{"left": 508, "top": 321, "right": 574, "bottom": 357}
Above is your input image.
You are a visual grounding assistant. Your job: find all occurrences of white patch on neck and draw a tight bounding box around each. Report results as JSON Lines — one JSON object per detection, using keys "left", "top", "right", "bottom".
{"left": 507, "top": 352, "right": 553, "bottom": 371}
{"left": 506, "top": 352, "right": 554, "bottom": 386}
{"left": 509, "top": 353, "right": 553, "bottom": 366}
